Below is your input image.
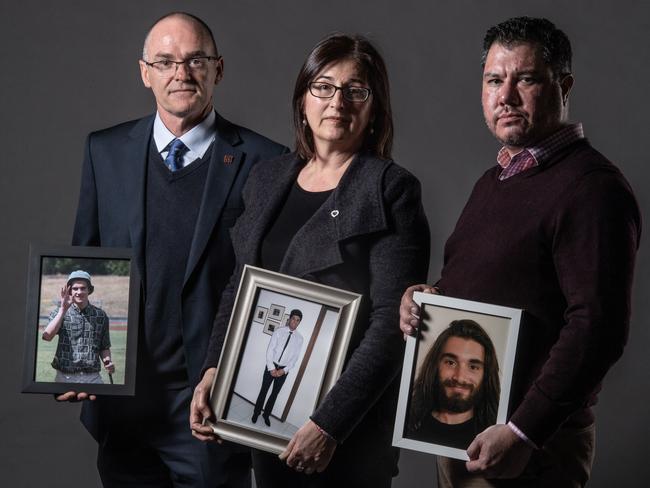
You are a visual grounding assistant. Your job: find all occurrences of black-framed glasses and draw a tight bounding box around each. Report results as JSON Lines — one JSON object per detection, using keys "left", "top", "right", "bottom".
{"left": 143, "top": 56, "right": 220, "bottom": 75}
{"left": 308, "top": 81, "right": 371, "bottom": 103}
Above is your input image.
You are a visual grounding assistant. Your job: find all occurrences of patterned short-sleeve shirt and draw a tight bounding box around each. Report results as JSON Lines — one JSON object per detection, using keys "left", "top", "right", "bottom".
{"left": 49, "top": 303, "right": 111, "bottom": 373}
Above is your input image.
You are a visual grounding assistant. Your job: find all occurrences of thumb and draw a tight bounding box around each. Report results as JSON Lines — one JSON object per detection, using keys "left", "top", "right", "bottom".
{"left": 465, "top": 437, "right": 486, "bottom": 473}
{"left": 466, "top": 435, "right": 481, "bottom": 460}
{"left": 465, "top": 435, "right": 486, "bottom": 473}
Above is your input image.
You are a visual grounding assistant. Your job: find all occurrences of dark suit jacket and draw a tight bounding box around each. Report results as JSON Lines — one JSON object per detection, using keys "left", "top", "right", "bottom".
{"left": 205, "top": 152, "right": 430, "bottom": 449}
{"left": 72, "top": 111, "right": 287, "bottom": 437}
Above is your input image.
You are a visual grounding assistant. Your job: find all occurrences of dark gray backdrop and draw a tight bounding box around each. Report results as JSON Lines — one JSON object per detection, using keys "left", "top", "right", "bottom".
{"left": 2, "top": 1, "right": 647, "bottom": 486}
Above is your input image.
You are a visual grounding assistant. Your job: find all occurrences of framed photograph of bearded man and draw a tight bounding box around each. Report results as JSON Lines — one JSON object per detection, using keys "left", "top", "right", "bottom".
{"left": 392, "top": 292, "right": 522, "bottom": 461}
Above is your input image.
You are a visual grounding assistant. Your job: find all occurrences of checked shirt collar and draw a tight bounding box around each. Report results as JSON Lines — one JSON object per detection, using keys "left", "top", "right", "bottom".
{"left": 496, "top": 123, "right": 585, "bottom": 180}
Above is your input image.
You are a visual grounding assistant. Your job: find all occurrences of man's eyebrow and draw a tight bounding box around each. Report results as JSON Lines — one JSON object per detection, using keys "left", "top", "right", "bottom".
{"left": 516, "top": 69, "right": 543, "bottom": 77}
{"left": 440, "top": 352, "right": 459, "bottom": 361}
{"left": 185, "top": 50, "right": 210, "bottom": 57}
{"left": 483, "top": 69, "right": 542, "bottom": 79}
{"left": 440, "top": 352, "right": 484, "bottom": 365}
{"left": 483, "top": 71, "right": 502, "bottom": 79}
{"left": 151, "top": 50, "right": 210, "bottom": 60}
{"left": 151, "top": 52, "right": 175, "bottom": 60}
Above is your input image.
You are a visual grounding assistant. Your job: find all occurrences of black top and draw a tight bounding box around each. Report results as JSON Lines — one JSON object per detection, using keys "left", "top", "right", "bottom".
{"left": 408, "top": 414, "right": 478, "bottom": 450}
{"left": 260, "top": 181, "right": 332, "bottom": 272}
{"left": 144, "top": 139, "right": 212, "bottom": 387}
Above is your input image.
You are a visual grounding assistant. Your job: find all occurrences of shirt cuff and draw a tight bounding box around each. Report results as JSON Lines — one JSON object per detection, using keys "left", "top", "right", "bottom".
{"left": 507, "top": 421, "right": 538, "bottom": 449}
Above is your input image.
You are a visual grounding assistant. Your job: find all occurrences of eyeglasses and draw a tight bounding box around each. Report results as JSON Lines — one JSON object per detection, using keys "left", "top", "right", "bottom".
{"left": 308, "top": 81, "right": 371, "bottom": 103}
{"left": 143, "top": 56, "right": 220, "bottom": 75}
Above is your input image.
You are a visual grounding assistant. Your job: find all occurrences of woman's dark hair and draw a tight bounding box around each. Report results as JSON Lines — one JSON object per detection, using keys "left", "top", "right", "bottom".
{"left": 292, "top": 33, "right": 393, "bottom": 160}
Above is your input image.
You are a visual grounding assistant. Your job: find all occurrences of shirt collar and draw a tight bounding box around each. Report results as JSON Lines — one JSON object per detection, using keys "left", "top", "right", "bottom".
{"left": 497, "top": 123, "right": 585, "bottom": 169}
{"left": 72, "top": 302, "right": 89, "bottom": 313}
{"left": 153, "top": 110, "right": 216, "bottom": 160}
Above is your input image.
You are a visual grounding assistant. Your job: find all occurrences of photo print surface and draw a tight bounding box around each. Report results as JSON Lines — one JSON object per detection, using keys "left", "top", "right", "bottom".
{"left": 393, "top": 293, "right": 520, "bottom": 461}
{"left": 225, "top": 288, "right": 341, "bottom": 440}
{"left": 23, "top": 245, "right": 139, "bottom": 395}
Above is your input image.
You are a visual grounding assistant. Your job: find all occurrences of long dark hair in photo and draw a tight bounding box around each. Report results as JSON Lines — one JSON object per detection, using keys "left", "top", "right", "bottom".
{"left": 407, "top": 319, "right": 500, "bottom": 433}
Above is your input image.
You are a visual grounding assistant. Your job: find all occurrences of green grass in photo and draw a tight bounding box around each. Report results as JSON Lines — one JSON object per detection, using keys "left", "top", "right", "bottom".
{"left": 35, "top": 327, "right": 127, "bottom": 385}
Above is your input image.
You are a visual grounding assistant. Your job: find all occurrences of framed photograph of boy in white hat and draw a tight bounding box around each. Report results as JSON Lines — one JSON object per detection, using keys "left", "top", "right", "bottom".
{"left": 22, "top": 244, "right": 140, "bottom": 395}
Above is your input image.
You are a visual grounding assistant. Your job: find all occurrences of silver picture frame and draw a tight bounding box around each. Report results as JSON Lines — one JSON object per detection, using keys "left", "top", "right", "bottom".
{"left": 393, "top": 292, "right": 521, "bottom": 461}
{"left": 207, "top": 265, "right": 362, "bottom": 454}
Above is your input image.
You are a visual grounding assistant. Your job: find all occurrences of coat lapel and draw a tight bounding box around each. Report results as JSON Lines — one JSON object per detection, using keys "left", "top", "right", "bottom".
{"left": 231, "top": 153, "right": 392, "bottom": 279}
{"left": 231, "top": 156, "right": 304, "bottom": 267}
{"left": 279, "top": 154, "right": 391, "bottom": 277}
{"left": 126, "top": 116, "right": 154, "bottom": 284}
{"left": 279, "top": 194, "right": 342, "bottom": 276}
{"left": 183, "top": 114, "right": 243, "bottom": 286}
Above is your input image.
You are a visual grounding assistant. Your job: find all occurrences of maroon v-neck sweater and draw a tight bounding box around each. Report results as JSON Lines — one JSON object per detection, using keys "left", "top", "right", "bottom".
{"left": 438, "top": 139, "right": 641, "bottom": 446}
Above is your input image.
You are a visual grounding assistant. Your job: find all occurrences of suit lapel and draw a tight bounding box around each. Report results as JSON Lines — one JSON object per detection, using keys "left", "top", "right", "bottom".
{"left": 126, "top": 116, "right": 154, "bottom": 284}
{"left": 183, "top": 114, "right": 243, "bottom": 286}
{"left": 230, "top": 155, "right": 303, "bottom": 266}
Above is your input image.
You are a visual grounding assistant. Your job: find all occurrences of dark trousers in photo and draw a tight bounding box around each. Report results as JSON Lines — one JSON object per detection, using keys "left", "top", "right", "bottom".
{"left": 254, "top": 366, "right": 288, "bottom": 417}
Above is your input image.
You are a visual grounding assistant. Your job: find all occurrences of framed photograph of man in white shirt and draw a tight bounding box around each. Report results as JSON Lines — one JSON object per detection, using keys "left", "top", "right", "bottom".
{"left": 207, "top": 265, "right": 361, "bottom": 454}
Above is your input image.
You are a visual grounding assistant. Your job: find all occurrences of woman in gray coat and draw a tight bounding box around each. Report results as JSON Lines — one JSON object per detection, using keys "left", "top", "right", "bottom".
{"left": 191, "top": 33, "right": 430, "bottom": 487}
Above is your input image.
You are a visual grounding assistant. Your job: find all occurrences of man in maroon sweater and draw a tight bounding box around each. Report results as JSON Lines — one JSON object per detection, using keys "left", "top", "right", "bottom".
{"left": 400, "top": 17, "right": 641, "bottom": 487}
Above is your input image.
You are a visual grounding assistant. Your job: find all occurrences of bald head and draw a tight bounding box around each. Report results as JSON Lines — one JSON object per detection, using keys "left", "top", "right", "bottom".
{"left": 142, "top": 12, "right": 218, "bottom": 61}
{"left": 138, "top": 11, "right": 223, "bottom": 135}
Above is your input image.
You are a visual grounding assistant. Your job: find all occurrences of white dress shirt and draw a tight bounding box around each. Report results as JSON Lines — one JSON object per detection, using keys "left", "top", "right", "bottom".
{"left": 265, "top": 326, "right": 304, "bottom": 373}
{"left": 153, "top": 110, "right": 216, "bottom": 168}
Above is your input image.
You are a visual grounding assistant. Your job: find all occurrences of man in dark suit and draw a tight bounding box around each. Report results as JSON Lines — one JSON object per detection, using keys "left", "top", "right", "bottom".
{"left": 64, "top": 11, "right": 288, "bottom": 487}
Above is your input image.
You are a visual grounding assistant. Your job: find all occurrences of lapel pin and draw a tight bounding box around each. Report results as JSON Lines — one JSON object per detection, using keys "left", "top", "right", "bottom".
{"left": 223, "top": 154, "right": 234, "bottom": 164}
{"left": 330, "top": 210, "right": 339, "bottom": 218}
